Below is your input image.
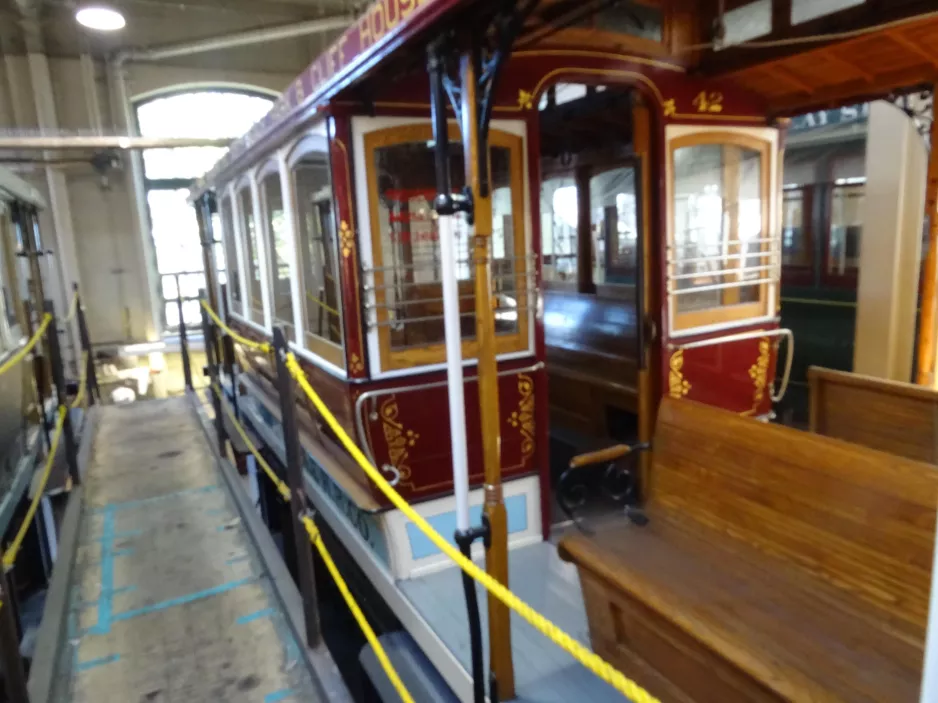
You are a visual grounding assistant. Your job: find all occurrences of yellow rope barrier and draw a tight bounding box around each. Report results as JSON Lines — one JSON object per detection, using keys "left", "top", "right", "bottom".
{"left": 3, "top": 406, "right": 67, "bottom": 568}
{"left": 200, "top": 300, "right": 272, "bottom": 353}
{"left": 63, "top": 292, "right": 79, "bottom": 324}
{"left": 302, "top": 516, "right": 415, "bottom": 703}
{"left": 306, "top": 292, "right": 340, "bottom": 317}
{"left": 213, "top": 385, "right": 290, "bottom": 501}
{"left": 284, "top": 352, "right": 660, "bottom": 703}
{"left": 210, "top": 380, "right": 414, "bottom": 703}
{"left": 71, "top": 351, "right": 89, "bottom": 410}
{"left": 0, "top": 313, "right": 52, "bottom": 378}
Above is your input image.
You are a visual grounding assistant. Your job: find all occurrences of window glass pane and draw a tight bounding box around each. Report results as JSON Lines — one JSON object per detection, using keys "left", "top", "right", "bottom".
{"left": 372, "top": 140, "right": 519, "bottom": 350}
{"left": 672, "top": 143, "right": 764, "bottom": 314}
{"left": 0, "top": 216, "right": 20, "bottom": 340}
{"left": 238, "top": 188, "right": 264, "bottom": 323}
{"left": 724, "top": 0, "right": 771, "bottom": 46}
{"left": 541, "top": 177, "right": 577, "bottom": 284}
{"left": 792, "top": 0, "right": 863, "bottom": 24}
{"left": 147, "top": 189, "right": 202, "bottom": 276}
{"left": 591, "top": 166, "right": 639, "bottom": 283}
{"left": 828, "top": 184, "right": 863, "bottom": 275}
{"left": 293, "top": 150, "right": 343, "bottom": 354}
{"left": 782, "top": 188, "right": 810, "bottom": 267}
{"left": 220, "top": 197, "right": 241, "bottom": 314}
{"left": 262, "top": 172, "right": 294, "bottom": 341}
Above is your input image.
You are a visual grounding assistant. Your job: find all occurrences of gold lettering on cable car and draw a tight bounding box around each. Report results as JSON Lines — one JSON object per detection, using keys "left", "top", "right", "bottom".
{"left": 692, "top": 91, "right": 724, "bottom": 113}
{"left": 668, "top": 349, "right": 691, "bottom": 399}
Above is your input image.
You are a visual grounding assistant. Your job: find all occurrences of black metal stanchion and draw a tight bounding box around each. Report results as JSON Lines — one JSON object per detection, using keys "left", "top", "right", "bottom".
{"left": 0, "top": 553, "right": 29, "bottom": 703}
{"left": 455, "top": 521, "right": 494, "bottom": 703}
{"left": 73, "top": 283, "right": 100, "bottom": 404}
{"left": 177, "top": 293, "right": 193, "bottom": 391}
{"left": 45, "top": 301, "right": 81, "bottom": 486}
{"left": 273, "top": 327, "right": 320, "bottom": 647}
{"left": 199, "top": 292, "right": 226, "bottom": 454}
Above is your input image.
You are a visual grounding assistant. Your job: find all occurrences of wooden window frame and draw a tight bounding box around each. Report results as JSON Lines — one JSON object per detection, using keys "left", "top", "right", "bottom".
{"left": 235, "top": 178, "right": 264, "bottom": 325}
{"left": 287, "top": 134, "right": 345, "bottom": 369}
{"left": 667, "top": 130, "right": 774, "bottom": 333}
{"left": 363, "top": 122, "right": 530, "bottom": 371}
{"left": 781, "top": 184, "right": 815, "bottom": 287}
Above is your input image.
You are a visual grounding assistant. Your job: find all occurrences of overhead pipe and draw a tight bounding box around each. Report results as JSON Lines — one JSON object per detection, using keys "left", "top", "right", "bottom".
{"left": 114, "top": 15, "right": 351, "bottom": 64}
{"left": 0, "top": 135, "right": 233, "bottom": 150}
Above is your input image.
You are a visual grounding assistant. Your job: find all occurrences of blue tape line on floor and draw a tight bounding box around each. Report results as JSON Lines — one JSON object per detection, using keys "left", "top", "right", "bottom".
{"left": 264, "top": 689, "right": 296, "bottom": 703}
{"left": 236, "top": 607, "right": 274, "bottom": 625}
{"left": 76, "top": 654, "right": 120, "bottom": 672}
{"left": 90, "top": 485, "right": 219, "bottom": 513}
{"left": 111, "top": 577, "right": 256, "bottom": 622}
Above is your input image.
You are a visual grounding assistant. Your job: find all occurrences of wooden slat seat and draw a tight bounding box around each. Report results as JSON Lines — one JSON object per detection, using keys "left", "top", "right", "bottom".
{"left": 560, "top": 398, "right": 938, "bottom": 702}
{"left": 809, "top": 365, "right": 938, "bottom": 463}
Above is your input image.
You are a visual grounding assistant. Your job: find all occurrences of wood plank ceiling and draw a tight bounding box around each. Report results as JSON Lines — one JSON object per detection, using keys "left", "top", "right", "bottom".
{"left": 722, "top": 14, "right": 938, "bottom": 116}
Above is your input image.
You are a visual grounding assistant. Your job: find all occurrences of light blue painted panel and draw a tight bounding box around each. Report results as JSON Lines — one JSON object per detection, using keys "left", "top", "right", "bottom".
{"left": 405, "top": 494, "right": 528, "bottom": 561}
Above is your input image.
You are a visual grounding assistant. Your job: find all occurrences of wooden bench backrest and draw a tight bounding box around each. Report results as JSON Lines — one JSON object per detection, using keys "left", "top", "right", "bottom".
{"left": 810, "top": 365, "right": 938, "bottom": 463}
{"left": 648, "top": 398, "right": 938, "bottom": 635}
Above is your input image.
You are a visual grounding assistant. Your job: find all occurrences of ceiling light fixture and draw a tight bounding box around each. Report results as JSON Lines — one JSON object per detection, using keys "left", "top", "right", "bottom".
{"left": 75, "top": 6, "right": 126, "bottom": 31}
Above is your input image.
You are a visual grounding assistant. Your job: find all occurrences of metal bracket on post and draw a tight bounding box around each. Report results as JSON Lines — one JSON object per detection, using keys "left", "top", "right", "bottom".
{"left": 0, "top": 557, "right": 29, "bottom": 703}
{"left": 273, "top": 327, "right": 321, "bottom": 647}
{"left": 45, "top": 300, "right": 81, "bottom": 486}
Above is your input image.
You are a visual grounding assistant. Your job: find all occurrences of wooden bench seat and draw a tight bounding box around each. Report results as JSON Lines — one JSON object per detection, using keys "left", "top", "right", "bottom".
{"left": 560, "top": 398, "right": 938, "bottom": 702}
{"left": 809, "top": 365, "right": 938, "bottom": 463}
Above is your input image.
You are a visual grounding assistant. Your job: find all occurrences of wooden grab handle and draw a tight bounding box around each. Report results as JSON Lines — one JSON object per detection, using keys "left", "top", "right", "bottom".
{"left": 569, "top": 444, "right": 633, "bottom": 469}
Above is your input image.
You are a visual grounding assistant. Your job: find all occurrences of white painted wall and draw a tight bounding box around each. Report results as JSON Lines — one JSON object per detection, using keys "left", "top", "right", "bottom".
{"left": 0, "top": 53, "right": 299, "bottom": 347}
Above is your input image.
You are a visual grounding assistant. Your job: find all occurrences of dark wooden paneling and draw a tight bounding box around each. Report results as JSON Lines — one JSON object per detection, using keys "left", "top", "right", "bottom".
{"left": 561, "top": 398, "right": 938, "bottom": 702}
{"left": 810, "top": 366, "right": 938, "bottom": 464}
{"left": 545, "top": 290, "right": 639, "bottom": 440}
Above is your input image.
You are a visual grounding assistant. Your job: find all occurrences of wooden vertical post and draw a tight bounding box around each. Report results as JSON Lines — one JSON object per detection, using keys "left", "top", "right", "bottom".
{"left": 460, "top": 51, "right": 515, "bottom": 699}
{"left": 73, "top": 283, "right": 99, "bottom": 404}
{"left": 177, "top": 290, "right": 193, "bottom": 391}
{"left": 45, "top": 301, "right": 81, "bottom": 486}
{"left": 273, "top": 328, "right": 321, "bottom": 647}
{"left": 916, "top": 103, "right": 938, "bottom": 386}
{"left": 199, "top": 291, "right": 226, "bottom": 454}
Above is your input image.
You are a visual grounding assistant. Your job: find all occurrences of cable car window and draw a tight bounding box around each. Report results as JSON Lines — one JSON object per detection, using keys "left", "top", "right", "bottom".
{"left": 220, "top": 196, "right": 241, "bottom": 315}
{"left": 591, "top": 165, "right": 639, "bottom": 283}
{"left": 237, "top": 186, "right": 264, "bottom": 324}
{"left": 669, "top": 133, "right": 773, "bottom": 331}
{"left": 541, "top": 177, "right": 578, "bottom": 284}
{"left": 792, "top": 0, "right": 864, "bottom": 25}
{"left": 782, "top": 187, "right": 811, "bottom": 267}
{"left": 364, "top": 123, "right": 529, "bottom": 371}
{"left": 292, "top": 145, "right": 344, "bottom": 368}
{"left": 828, "top": 182, "right": 863, "bottom": 276}
{"left": 261, "top": 170, "right": 294, "bottom": 341}
{"left": 0, "top": 212, "right": 19, "bottom": 347}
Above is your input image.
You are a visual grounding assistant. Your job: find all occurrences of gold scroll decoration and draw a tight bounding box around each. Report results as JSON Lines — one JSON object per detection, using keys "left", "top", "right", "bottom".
{"left": 668, "top": 349, "right": 691, "bottom": 399}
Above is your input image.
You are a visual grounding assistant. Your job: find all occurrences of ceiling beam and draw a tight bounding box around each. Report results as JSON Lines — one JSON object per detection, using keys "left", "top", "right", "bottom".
{"left": 886, "top": 30, "right": 938, "bottom": 71}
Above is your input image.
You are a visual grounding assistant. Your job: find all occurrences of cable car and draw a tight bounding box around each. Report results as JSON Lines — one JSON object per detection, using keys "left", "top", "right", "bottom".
{"left": 190, "top": 1, "right": 792, "bottom": 699}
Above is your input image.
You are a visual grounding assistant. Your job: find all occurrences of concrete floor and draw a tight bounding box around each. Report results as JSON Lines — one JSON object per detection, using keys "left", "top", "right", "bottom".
{"left": 51, "top": 397, "right": 322, "bottom": 703}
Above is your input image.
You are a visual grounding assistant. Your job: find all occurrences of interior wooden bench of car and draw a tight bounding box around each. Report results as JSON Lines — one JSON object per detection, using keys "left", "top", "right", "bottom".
{"left": 809, "top": 365, "right": 938, "bottom": 464}
{"left": 559, "top": 398, "right": 938, "bottom": 703}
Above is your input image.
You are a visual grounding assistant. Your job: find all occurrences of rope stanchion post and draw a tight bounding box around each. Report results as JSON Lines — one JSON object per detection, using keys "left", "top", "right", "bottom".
{"left": 177, "top": 286, "right": 193, "bottom": 391}
{"left": 0, "top": 553, "right": 29, "bottom": 703}
{"left": 44, "top": 301, "right": 81, "bottom": 486}
{"left": 73, "top": 283, "right": 99, "bottom": 404}
{"left": 200, "top": 291, "right": 226, "bottom": 454}
{"left": 274, "top": 327, "right": 321, "bottom": 648}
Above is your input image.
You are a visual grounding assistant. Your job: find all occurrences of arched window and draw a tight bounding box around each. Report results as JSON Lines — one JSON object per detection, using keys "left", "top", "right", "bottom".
{"left": 136, "top": 89, "right": 273, "bottom": 331}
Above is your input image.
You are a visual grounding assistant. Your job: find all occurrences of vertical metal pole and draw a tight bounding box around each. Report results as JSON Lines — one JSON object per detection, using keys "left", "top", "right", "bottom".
{"left": 177, "top": 285, "right": 193, "bottom": 391}
{"left": 45, "top": 301, "right": 81, "bottom": 486}
{"left": 200, "top": 291, "right": 226, "bottom": 454}
{"left": 0, "top": 556, "right": 29, "bottom": 703}
{"left": 273, "top": 327, "right": 320, "bottom": 647}
{"left": 73, "top": 283, "right": 100, "bottom": 404}
{"left": 460, "top": 49, "right": 514, "bottom": 698}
